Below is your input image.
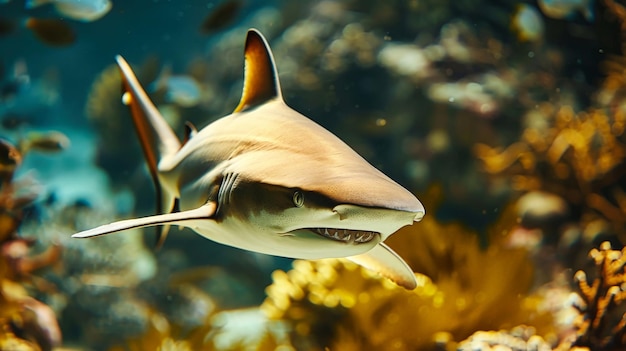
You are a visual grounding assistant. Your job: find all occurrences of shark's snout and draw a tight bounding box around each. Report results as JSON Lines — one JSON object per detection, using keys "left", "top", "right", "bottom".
{"left": 332, "top": 188, "right": 425, "bottom": 223}
{"left": 330, "top": 203, "right": 420, "bottom": 241}
{"left": 320, "top": 169, "right": 425, "bottom": 221}
{"left": 413, "top": 210, "right": 425, "bottom": 222}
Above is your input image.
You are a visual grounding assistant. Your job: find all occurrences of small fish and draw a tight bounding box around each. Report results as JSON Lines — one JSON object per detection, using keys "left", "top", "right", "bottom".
{"left": 151, "top": 66, "right": 202, "bottom": 107}
{"left": 538, "top": 0, "right": 595, "bottom": 21}
{"left": 24, "top": 17, "right": 76, "bottom": 46}
{"left": 200, "top": 0, "right": 242, "bottom": 34}
{"left": 25, "top": 0, "right": 112, "bottom": 22}
{"left": 71, "top": 29, "right": 426, "bottom": 290}
{"left": 511, "top": 4, "right": 545, "bottom": 42}
{"left": 19, "top": 131, "right": 70, "bottom": 154}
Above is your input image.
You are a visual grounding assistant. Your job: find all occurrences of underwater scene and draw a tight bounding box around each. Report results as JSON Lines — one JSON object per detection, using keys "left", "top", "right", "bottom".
{"left": 2, "top": 0, "right": 626, "bottom": 350}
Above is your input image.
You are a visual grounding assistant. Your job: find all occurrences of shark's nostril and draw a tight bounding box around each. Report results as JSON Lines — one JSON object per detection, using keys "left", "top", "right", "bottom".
{"left": 332, "top": 208, "right": 347, "bottom": 220}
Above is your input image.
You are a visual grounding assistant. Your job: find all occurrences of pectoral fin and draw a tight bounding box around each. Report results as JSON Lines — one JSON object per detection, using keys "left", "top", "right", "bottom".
{"left": 346, "top": 243, "right": 417, "bottom": 290}
{"left": 72, "top": 203, "right": 216, "bottom": 239}
{"left": 116, "top": 55, "right": 182, "bottom": 248}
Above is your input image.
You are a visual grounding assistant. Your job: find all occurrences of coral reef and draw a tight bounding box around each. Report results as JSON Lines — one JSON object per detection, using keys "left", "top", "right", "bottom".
{"left": 23, "top": 202, "right": 159, "bottom": 349}
{"left": 0, "top": 136, "right": 67, "bottom": 351}
{"left": 474, "top": 0, "right": 626, "bottom": 268}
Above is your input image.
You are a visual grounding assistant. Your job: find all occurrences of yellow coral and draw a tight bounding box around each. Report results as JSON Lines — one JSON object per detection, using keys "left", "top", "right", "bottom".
{"left": 457, "top": 327, "right": 553, "bottom": 351}
{"left": 476, "top": 106, "right": 625, "bottom": 192}
{"left": 475, "top": 104, "right": 626, "bottom": 239}
{"left": 0, "top": 324, "right": 40, "bottom": 351}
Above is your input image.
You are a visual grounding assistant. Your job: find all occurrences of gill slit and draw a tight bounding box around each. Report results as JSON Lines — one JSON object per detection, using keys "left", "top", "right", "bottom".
{"left": 217, "top": 172, "right": 239, "bottom": 215}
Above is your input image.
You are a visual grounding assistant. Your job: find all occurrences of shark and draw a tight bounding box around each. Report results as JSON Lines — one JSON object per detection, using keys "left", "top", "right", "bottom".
{"left": 72, "top": 29, "right": 425, "bottom": 289}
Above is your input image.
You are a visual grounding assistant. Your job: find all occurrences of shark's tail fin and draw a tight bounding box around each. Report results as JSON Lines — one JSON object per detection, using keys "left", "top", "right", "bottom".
{"left": 115, "top": 55, "right": 181, "bottom": 248}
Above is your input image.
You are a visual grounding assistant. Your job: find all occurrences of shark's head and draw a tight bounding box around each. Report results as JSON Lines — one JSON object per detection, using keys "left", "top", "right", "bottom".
{"left": 217, "top": 176, "right": 423, "bottom": 257}
{"left": 216, "top": 129, "right": 424, "bottom": 246}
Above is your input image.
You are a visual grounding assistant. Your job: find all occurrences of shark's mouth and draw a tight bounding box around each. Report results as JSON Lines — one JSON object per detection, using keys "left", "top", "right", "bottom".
{"left": 309, "top": 228, "right": 380, "bottom": 243}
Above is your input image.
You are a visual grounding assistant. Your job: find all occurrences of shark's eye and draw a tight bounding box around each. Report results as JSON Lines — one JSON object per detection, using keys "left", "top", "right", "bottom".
{"left": 293, "top": 191, "right": 305, "bottom": 207}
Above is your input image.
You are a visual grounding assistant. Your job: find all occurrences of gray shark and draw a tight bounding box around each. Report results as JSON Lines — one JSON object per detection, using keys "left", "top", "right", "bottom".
{"left": 72, "top": 29, "right": 425, "bottom": 289}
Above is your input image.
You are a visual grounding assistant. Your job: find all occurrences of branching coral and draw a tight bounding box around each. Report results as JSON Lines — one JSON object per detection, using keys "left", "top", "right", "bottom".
{"left": 561, "top": 242, "right": 626, "bottom": 350}
{"left": 475, "top": 105, "right": 625, "bottom": 202}
{"left": 260, "top": 189, "right": 554, "bottom": 350}
{"left": 475, "top": 94, "right": 626, "bottom": 248}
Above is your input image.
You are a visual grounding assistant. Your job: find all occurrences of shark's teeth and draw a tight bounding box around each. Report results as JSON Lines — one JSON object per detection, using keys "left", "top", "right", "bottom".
{"left": 311, "top": 228, "right": 379, "bottom": 244}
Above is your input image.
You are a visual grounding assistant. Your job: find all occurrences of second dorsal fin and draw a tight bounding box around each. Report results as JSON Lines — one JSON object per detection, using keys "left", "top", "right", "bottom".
{"left": 233, "top": 29, "right": 282, "bottom": 113}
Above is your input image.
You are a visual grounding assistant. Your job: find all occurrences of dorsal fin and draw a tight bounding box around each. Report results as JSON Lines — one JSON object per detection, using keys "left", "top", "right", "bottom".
{"left": 233, "top": 28, "right": 282, "bottom": 113}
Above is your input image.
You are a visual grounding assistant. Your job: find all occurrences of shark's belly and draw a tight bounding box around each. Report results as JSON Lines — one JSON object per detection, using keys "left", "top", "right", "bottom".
{"left": 183, "top": 218, "right": 378, "bottom": 260}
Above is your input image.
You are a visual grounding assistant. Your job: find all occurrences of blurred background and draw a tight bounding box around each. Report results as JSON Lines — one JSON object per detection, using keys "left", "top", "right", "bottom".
{"left": 1, "top": 0, "right": 626, "bottom": 350}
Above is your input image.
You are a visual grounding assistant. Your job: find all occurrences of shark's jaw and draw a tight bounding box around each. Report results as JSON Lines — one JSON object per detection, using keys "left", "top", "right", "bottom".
{"left": 306, "top": 228, "right": 379, "bottom": 243}
{"left": 214, "top": 181, "right": 416, "bottom": 246}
